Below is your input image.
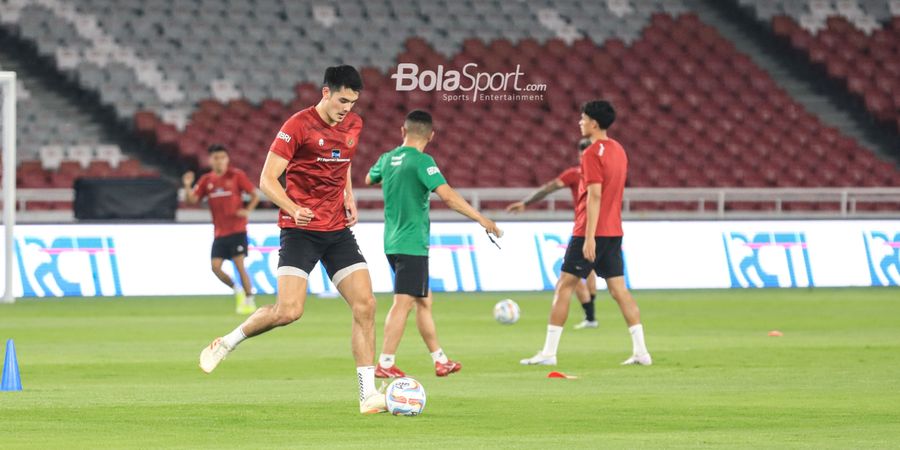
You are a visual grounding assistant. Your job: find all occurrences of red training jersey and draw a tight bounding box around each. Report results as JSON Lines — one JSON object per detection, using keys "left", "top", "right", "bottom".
{"left": 556, "top": 166, "right": 581, "bottom": 205}
{"left": 193, "top": 167, "right": 256, "bottom": 238}
{"left": 269, "top": 106, "right": 363, "bottom": 231}
{"left": 573, "top": 138, "right": 627, "bottom": 237}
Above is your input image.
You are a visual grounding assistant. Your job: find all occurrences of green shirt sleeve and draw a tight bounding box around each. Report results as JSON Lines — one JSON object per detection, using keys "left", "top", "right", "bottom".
{"left": 417, "top": 154, "right": 447, "bottom": 191}
{"left": 368, "top": 153, "right": 385, "bottom": 184}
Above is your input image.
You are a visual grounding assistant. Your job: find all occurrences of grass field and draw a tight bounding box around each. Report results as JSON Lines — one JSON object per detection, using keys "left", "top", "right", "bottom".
{"left": 1, "top": 288, "right": 899, "bottom": 449}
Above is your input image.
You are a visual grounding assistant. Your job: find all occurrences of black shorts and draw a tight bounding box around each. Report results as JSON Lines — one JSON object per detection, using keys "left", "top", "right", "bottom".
{"left": 560, "top": 236, "right": 625, "bottom": 279}
{"left": 277, "top": 228, "right": 367, "bottom": 286}
{"left": 211, "top": 232, "right": 248, "bottom": 260}
{"left": 386, "top": 254, "right": 429, "bottom": 298}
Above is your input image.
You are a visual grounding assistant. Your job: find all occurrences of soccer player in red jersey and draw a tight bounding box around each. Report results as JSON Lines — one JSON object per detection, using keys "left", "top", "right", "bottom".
{"left": 198, "top": 66, "right": 388, "bottom": 414}
{"left": 182, "top": 144, "right": 259, "bottom": 315}
{"left": 520, "top": 101, "right": 652, "bottom": 367}
{"left": 506, "top": 138, "right": 599, "bottom": 330}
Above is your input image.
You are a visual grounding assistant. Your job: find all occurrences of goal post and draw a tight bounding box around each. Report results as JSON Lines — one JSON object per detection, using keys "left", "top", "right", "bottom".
{"left": 1, "top": 71, "right": 16, "bottom": 304}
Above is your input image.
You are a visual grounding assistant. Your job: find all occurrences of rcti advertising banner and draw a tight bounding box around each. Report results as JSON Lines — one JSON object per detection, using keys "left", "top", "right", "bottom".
{"left": 2, "top": 220, "right": 898, "bottom": 297}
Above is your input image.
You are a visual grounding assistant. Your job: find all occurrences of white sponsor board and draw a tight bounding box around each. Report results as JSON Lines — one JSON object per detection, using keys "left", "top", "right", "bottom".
{"left": 1, "top": 220, "right": 898, "bottom": 297}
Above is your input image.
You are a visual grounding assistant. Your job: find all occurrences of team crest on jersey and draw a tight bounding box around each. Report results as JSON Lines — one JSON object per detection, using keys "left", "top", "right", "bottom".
{"left": 318, "top": 138, "right": 324, "bottom": 146}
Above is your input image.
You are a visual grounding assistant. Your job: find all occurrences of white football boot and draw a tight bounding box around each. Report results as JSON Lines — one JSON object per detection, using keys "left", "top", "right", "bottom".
{"left": 199, "top": 337, "right": 233, "bottom": 373}
{"left": 573, "top": 320, "right": 599, "bottom": 330}
{"left": 621, "top": 353, "right": 653, "bottom": 366}
{"left": 519, "top": 352, "right": 557, "bottom": 366}
{"left": 360, "top": 392, "right": 387, "bottom": 414}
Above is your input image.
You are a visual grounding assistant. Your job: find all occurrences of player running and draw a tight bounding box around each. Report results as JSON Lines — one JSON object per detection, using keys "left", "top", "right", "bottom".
{"left": 198, "top": 65, "right": 388, "bottom": 414}
{"left": 366, "top": 110, "right": 502, "bottom": 379}
{"left": 183, "top": 144, "right": 259, "bottom": 315}
{"left": 520, "top": 101, "right": 652, "bottom": 367}
{"left": 506, "top": 138, "right": 599, "bottom": 330}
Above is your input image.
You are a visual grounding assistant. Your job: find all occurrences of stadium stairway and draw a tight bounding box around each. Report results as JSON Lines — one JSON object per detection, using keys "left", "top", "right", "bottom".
{"left": 0, "top": 27, "right": 166, "bottom": 185}
{"left": 693, "top": 0, "right": 899, "bottom": 164}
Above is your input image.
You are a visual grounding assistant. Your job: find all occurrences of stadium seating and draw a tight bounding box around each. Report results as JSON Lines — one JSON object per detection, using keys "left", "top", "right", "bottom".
{"left": 0, "top": 59, "right": 159, "bottom": 194}
{"left": 739, "top": 0, "right": 900, "bottom": 133}
{"left": 2, "top": 0, "right": 898, "bottom": 201}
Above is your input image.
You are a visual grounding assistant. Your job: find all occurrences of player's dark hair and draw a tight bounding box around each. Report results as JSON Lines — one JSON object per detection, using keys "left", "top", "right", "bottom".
{"left": 404, "top": 109, "right": 433, "bottom": 137}
{"left": 323, "top": 65, "right": 363, "bottom": 92}
{"left": 208, "top": 143, "right": 227, "bottom": 154}
{"left": 582, "top": 101, "right": 615, "bottom": 129}
{"left": 578, "top": 138, "right": 591, "bottom": 151}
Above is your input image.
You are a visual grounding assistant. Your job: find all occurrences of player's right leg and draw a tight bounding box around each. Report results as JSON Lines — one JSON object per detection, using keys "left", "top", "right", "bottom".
{"left": 414, "top": 292, "right": 461, "bottom": 377}
{"left": 231, "top": 254, "right": 257, "bottom": 315}
{"left": 199, "top": 274, "right": 308, "bottom": 373}
{"left": 199, "top": 228, "right": 320, "bottom": 373}
{"left": 521, "top": 237, "right": 589, "bottom": 365}
{"left": 210, "top": 257, "right": 235, "bottom": 287}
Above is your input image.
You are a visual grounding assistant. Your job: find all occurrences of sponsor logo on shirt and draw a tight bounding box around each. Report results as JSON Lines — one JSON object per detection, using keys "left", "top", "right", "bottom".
{"left": 318, "top": 138, "right": 324, "bottom": 146}
{"left": 390, "top": 154, "right": 405, "bottom": 167}
{"left": 209, "top": 188, "right": 233, "bottom": 199}
{"left": 317, "top": 149, "right": 350, "bottom": 163}
{"left": 427, "top": 166, "right": 441, "bottom": 176}
{"left": 277, "top": 131, "right": 292, "bottom": 143}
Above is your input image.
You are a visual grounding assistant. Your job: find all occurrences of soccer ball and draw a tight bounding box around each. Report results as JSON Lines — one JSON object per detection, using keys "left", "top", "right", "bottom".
{"left": 493, "top": 299, "right": 520, "bottom": 324}
{"left": 385, "top": 377, "right": 426, "bottom": 416}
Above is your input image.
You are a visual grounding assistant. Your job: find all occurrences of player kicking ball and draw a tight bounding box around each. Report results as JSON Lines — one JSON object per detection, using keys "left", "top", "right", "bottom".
{"left": 183, "top": 144, "right": 259, "bottom": 314}
{"left": 199, "top": 65, "right": 388, "bottom": 414}
{"left": 365, "top": 110, "right": 502, "bottom": 379}
{"left": 521, "top": 101, "right": 652, "bottom": 367}
{"left": 506, "top": 138, "right": 599, "bottom": 330}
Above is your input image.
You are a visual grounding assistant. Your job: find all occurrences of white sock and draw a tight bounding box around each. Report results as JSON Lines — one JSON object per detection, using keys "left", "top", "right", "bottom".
{"left": 232, "top": 285, "right": 242, "bottom": 295}
{"left": 379, "top": 353, "right": 395, "bottom": 368}
{"left": 357, "top": 366, "right": 376, "bottom": 403}
{"left": 222, "top": 326, "right": 246, "bottom": 349}
{"left": 245, "top": 295, "right": 255, "bottom": 305}
{"left": 430, "top": 348, "right": 448, "bottom": 364}
{"left": 629, "top": 324, "right": 648, "bottom": 356}
{"left": 541, "top": 325, "right": 563, "bottom": 356}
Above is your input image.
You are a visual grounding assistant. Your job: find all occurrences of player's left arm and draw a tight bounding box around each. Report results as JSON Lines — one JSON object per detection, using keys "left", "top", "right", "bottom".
{"left": 344, "top": 164, "right": 358, "bottom": 227}
{"left": 583, "top": 183, "right": 602, "bottom": 262}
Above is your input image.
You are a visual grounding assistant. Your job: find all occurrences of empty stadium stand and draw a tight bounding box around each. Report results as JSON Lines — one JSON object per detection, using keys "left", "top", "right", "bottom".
{"left": 738, "top": 0, "right": 900, "bottom": 134}
{"left": 0, "top": 0, "right": 897, "bottom": 216}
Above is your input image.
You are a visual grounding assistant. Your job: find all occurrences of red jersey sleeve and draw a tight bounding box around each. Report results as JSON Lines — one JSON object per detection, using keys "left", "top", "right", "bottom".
{"left": 269, "top": 116, "right": 303, "bottom": 161}
{"left": 582, "top": 145, "right": 604, "bottom": 186}
{"left": 557, "top": 167, "right": 580, "bottom": 187}
{"left": 192, "top": 173, "right": 210, "bottom": 200}
{"left": 235, "top": 169, "right": 256, "bottom": 194}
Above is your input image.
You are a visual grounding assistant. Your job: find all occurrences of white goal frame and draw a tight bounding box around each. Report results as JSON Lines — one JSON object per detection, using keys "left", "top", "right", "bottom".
{"left": 1, "top": 71, "right": 16, "bottom": 304}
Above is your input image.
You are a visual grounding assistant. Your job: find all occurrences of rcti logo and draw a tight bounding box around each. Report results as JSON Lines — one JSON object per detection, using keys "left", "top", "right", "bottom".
{"left": 15, "top": 236, "right": 122, "bottom": 297}
{"left": 722, "top": 232, "right": 814, "bottom": 288}
{"left": 862, "top": 231, "right": 900, "bottom": 286}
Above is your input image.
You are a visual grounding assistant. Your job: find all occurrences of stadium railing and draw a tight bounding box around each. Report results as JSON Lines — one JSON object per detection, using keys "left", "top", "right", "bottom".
{"left": 8, "top": 187, "right": 900, "bottom": 223}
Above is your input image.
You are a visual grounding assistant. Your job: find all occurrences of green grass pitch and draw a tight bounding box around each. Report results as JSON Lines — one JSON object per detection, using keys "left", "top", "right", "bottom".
{"left": 1, "top": 288, "right": 899, "bottom": 449}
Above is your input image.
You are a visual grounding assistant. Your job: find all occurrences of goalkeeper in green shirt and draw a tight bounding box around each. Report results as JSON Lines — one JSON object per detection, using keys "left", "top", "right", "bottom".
{"left": 366, "top": 109, "right": 502, "bottom": 378}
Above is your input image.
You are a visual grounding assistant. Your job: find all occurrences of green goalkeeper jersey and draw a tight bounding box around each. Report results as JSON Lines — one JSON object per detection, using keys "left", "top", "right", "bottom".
{"left": 367, "top": 146, "right": 447, "bottom": 256}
